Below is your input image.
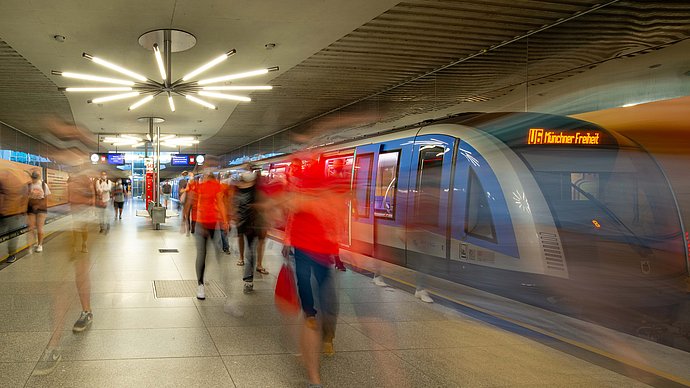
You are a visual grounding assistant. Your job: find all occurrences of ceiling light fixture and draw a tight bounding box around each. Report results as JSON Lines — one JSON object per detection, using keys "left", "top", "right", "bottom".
{"left": 53, "top": 29, "right": 278, "bottom": 112}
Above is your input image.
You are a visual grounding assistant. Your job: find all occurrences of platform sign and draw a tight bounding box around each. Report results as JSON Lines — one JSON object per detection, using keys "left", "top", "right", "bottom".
{"left": 90, "top": 153, "right": 126, "bottom": 165}
{"left": 144, "top": 158, "right": 154, "bottom": 172}
{"left": 107, "top": 153, "right": 125, "bottom": 165}
{"left": 170, "top": 154, "right": 205, "bottom": 166}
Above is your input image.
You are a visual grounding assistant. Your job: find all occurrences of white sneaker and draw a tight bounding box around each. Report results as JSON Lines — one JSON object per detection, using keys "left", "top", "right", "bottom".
{"left": 35, "top": 245, "right": 43, "bottom": 253}
{"left": 372, "top": 276, "right": 387, "bottom": 287}
{"left": 196, "top": 284, "right": 205, "bottom": 300}
{"left": 415, "top": 289, "right": 434, "bottom": 303}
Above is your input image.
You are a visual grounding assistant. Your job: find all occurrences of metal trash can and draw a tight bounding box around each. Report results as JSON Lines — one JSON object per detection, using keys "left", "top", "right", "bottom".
{"left": 150, "top": 206, "right": 166, "bottom": 229}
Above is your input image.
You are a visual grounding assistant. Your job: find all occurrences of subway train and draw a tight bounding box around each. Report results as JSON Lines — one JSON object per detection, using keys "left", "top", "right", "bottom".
{"left": 257, "top": 112, "right": 689, "bottom": 345}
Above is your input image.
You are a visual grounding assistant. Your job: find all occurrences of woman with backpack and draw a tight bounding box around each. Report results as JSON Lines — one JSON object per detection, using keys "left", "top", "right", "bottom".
{"left": 27, "top": 170, "right": 51, "bottom": 253}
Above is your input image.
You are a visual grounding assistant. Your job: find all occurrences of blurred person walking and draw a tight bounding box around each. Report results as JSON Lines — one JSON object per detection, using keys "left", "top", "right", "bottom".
{"left": 161, "top": 180, "right": 172, "bottom": 209}
{"left": 282, "top": 158, "right": 343, "bottom": 387}
{"left": 219, "top": 173, "right": 235, "bottom": 254}
{"left": 26, "top": 170, "right": 51, "bottom": 253}
{"left": 33, "top": 171, "right": 95, "bottom": 375}
{"left": 67, "top": 172, "right": 95, "bottom": 330}
{"left": 94, "top": 171, "right": 112, "bottom": 233}
{"left": 234, "top": 166, "right": 268, "bottom": 293}
{"left": 0, "top": 164, "right": 28, "bottom": 263}
{"left": 185, "top": 172, "right": 229, "bottom": 300}
{"left": 112, "top": 179, "right": 125, "bottom": 220}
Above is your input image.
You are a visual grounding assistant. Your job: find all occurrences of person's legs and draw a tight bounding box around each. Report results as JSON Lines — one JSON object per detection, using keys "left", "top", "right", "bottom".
{"left": 26, "top": 213, "right": 37, "bottom": 247}
{"left": 220, "top": 228, "right": 229, "bottom": 253}
{"left": 36, "top": 212, "right": 47, "bottom": 247}
{"left": 256, "top": 234, "right": 266, "bottom": 270}
{"left": 294, "top": 248, "right": 317, "bottom": 317}
{"left": 242, "top": 229, "right": 257, "bottom": 293}
{"left": 237, "top": 232, "right": 245, "bottom": 265}
{"left": 195, "top": 226, "right": 210, "bottom": 285}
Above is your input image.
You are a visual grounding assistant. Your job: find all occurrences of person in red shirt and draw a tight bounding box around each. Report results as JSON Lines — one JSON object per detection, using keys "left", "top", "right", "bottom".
{"left": 282, "top": 157, "right": 344, "bottom": 387}
{"left": 185, "top": 172, "right": 229, "bottom": 300}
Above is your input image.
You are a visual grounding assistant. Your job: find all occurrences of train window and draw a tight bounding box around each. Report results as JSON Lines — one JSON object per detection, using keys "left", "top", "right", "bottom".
{"left": 571, "top": 173, "right": 599, "bottom": 200}
{"left": 415, "top": 145, "right": 445, "bottom": 227}
{"left": 354, "top": 154, "right": 373, "bottom": 218}
{"left": 466, "top": 169, "right": 497, "bottom": 242}
{"left": 374, "top": 151, "right": 400, "bottom": 219}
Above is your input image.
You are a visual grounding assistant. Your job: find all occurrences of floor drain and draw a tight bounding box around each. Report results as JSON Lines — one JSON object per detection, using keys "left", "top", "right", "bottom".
{"left": 159, "top": 248, "right": 179, "bottom": 253}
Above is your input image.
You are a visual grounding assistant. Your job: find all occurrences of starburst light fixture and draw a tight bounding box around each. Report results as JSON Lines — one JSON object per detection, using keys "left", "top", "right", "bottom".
{"left": 52, "top": 29, "right": 278, "bottom": 111}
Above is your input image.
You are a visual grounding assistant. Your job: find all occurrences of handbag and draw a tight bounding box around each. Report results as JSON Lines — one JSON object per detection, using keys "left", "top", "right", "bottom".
{"left": 274, "top": 263, "right": 300, "bottom": 316}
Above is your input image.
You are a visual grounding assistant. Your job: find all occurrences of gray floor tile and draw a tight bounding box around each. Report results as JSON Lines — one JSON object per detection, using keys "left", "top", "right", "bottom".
{"left": 0, "top": 309, "right": 56, "bottom": 332}
{"left": 0, "top": 331, "right": 51, "bottom": 362}
{"left": 340, "top": 301, "right": 450, "bottom": 323}
{"left": 198, "top": 304, "right": 298, "bottom": 327}
{"left": 89, "top": 280, "right": 154, "bottom": 293}
{"left": 0, "top": 362, "right": 35, "bottom": 387}
{"left": 320, "top": 350, "right": 443, "bottom": 388}
{"left": 341, "top": 286, "right": 417, "bottom": 304}
{"left": 208, "top": 325, "right": 292, "bottom": 355}
{"left": 222, "top": 354, "right": 306, "bottom": 388}
{"left": 57, "top": 328, "right": 219, "bottom": 360}
{"left": 350, "top": 320, "right": 490, "bottom": 349}
{"left": 60, "top": 307, "right": 204, "bottom": 330}
{"left": 89, "top": 292, "right": 195, "bottom": 308}
{"left": 25, "top": 357, "right": 235, "bottom": 388}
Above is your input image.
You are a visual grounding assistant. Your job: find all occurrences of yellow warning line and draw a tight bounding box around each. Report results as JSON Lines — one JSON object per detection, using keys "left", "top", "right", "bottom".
{"left": 373, "top": 270, "right": 690, "bottom": 387}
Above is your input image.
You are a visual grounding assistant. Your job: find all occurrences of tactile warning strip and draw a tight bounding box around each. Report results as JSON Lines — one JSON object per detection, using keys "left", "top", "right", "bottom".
{"left": 153, "top": 280, "right": 226, "bottom": 298}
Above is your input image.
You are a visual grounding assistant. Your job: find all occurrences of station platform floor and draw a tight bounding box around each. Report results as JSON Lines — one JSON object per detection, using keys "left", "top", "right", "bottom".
{"left": 0, "top": 201, "right": 674, "bottom": 387}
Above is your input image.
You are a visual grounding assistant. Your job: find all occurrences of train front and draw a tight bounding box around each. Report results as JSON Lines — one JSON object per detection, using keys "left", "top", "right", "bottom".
{"left": 489, "top": 113, "right": 689, "bottom": 340}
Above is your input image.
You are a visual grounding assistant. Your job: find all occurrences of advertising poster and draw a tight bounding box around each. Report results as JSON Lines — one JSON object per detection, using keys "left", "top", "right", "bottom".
{"left": 46, "top": 168, "right": 69, "bottom": 207}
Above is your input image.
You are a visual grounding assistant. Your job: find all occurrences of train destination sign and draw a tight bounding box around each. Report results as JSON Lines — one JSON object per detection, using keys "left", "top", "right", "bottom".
{"left": 527, "top": 128, "right": 601, "bottom": 145}
{"left": 90, "top": 153, "right": 126, "bottom": 165}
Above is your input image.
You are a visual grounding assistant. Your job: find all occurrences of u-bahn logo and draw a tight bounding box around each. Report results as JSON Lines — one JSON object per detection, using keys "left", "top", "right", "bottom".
{"left": 527, "top": 128, "right": 601, "bottom": 145}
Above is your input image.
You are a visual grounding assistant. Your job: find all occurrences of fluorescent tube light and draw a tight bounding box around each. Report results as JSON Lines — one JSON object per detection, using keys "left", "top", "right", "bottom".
{"left": 153, "top": 44, "right": 166, "bottom": 80}
{"left": 198, "top": 91, "right": 251, "bottom": 102}
{"left": 185, "top": 95, "right": 217, "bottom": 109}
{"left": 89, "top": 92, "right": 140, "bottom": 103}
{"left": 197, "top": 67, "right": 277, "bottom": 85}
{"left": 201, "top": 85, "right": 272, "bottom": 91}
{"left": 65, "top": 87, "right": 133, "bottom": 92}
{"left": 182, "top": 49, "right": 236, "bottom": 81}
{"left": 128, "top": 95, "right": 154, "bottom": 110}
{"left": 83, "top": 53, "right": 148, "bottom": 82}
{"left": 56, "top": 71, "right": 135, "bottom": 86}
{"left": 168, "top": 95, "right": 175, "bottom": 112}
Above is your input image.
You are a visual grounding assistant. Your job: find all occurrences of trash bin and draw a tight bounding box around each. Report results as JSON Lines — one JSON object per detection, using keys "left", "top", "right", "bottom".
{"left": 150, "top": 206, "right": 166, "bottom": 229}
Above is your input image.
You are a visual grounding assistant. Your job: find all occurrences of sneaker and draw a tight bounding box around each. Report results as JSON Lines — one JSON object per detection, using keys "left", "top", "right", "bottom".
{"left": 243, "top": 282, "right": 254, "bottom": 294}
{"left": 322, "top": 341, "right": 335, "bottom": 356}
{"left": 335, "top": 263, "right": 346, "bottom": 272}
{"left": 35, "top": 245, "right": 43, "bottom": 253}
{"left": 5, "top": 255, "right": 17, "bottom": 263}
{"left": 372, "top": 276, "right": 387, "bottom": 287}
{"left": 415, "top": 289, "right": 434, "bottom": 303}
{"left": 72, "top": 311, "right": 93, "bottom": 332}
{"left": 196, "top": 284, "right": 206, "bottom": 300}
{"left": 81, "top": 245, "right": 88, "bottom": 253}
{"left": 33, "top": 349, "right": 62, "bottom": 376}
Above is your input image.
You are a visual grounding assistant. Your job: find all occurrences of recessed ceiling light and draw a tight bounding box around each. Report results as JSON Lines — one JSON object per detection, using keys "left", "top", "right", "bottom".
{"left": 648, "top": 64, "right": 662, "bottom": 69}
{"left": 53, "top": 35, "right": 66, "bottom": 43}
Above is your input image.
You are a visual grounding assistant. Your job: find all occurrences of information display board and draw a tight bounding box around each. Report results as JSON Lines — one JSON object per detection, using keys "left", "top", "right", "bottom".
{"left": 170, "top": 154, "right": 205, "bottom": 166}
{"left": 91, "top": 153, "right": 126, "bottom": 165}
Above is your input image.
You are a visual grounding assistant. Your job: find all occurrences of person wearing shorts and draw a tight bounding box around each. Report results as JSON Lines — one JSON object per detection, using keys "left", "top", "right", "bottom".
{"left": 112, "top": 180, "right": 125, "bottom": 219}
{"left": 27, "top": 171, "right": 51, "bottom": 253}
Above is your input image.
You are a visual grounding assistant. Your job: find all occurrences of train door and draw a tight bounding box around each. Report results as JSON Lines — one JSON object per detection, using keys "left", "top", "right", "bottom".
{"left": 351, "top": 145, "right": 378, "bottom": 256}
{"left": 323, "top": 153, "right": 354, "bottom": 247}
{"left": 405, "top": 135, "right": 456, "bottom": 270}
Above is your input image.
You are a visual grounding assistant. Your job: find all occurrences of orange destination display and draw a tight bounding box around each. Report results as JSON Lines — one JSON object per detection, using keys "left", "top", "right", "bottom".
{"left": 527, "top": 128, "right": 601, "bottom": 145}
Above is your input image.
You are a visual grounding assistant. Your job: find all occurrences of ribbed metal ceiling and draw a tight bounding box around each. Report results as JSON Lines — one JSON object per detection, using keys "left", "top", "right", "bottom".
{"left": 0, "top": 39, "right": 76, "bottom": 144}
{"left": 210, "top": 0, "right": 690, "bottom": 160}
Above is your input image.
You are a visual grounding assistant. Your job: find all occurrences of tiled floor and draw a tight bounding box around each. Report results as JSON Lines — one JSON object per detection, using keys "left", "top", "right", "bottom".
{"left": 0, "top": 201, "right": 653, "bottom": 387}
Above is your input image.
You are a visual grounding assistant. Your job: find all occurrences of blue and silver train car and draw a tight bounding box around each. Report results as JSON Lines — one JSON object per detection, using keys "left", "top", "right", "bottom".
{"left": 266, "top": 112, "right": 689, "bottom": 338}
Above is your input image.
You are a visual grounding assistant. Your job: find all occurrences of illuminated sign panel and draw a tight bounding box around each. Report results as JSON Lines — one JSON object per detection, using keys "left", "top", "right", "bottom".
{"left": 91, "top": 153, "right": 126, "bottom": 165}
{"left": 107, "top": 153, "right": 125, "bottom": 165}
{"left": 170, "top": 154, "right": 205, "bottom": 166}
{"left": 527, "top": 128, "right": 601, "bottom": 145}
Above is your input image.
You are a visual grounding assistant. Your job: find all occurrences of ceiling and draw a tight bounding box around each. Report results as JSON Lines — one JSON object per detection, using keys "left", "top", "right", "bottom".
{"left": 1, "top": 0, "right": 689, "bottom": 165}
